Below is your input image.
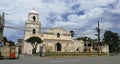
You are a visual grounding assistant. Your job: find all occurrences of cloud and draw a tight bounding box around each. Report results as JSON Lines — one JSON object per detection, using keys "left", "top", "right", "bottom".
{"left": 0, "top": 0, "right": 120, "bottom": 42}
{"left": 107, "top": 0, "right": 120, "bottom": 14}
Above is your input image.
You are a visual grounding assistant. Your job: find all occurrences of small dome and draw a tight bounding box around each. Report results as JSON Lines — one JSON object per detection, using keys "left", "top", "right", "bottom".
{"left": 29, "top": 8, "right": 37, "bottom": 14}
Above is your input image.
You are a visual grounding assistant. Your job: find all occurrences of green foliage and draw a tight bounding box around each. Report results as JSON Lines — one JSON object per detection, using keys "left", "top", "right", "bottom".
{"left": 3, "top": 37, "right": 8, "bottom": 42}
{"left": 70, "top": 30, "right": 74, "bottom": 37}
{"left": 3, "top": 37, "right": 15, "bottom": 46}
{"left": 44, "top": 52, "right": 108, "bottom": 56}
{"left": 2, "top": 37, "right": 8, "bottom": 45}
{"left": 8, "top": 40, "right": 15, "bottom": 46}
{"left": 26, "top": 36, "right": 42, "bottom": 44}
{"left": 75, "top": 37, "right": 97, "bottom": 43}
{"left": 104, "top": 31, "right": 119, "bottom": 53}
{"left": 26, "top": 36, "right": 42, "bottom": 54}
{"left": 75, "top": 37, "right": 86, "bottom": 41}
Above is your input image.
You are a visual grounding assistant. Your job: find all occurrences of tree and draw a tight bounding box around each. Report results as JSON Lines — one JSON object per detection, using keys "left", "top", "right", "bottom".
{"left": 70, "top": 30, "right": 74, "bottom": 37}
{"left": 3, "top": 37, "right": 8, "bottom": 42}
{"left": 2, "top": 37, "right": 8, "bottom": 45}
{"left": 8, "top": 40, "right": 15, "bottom": 46}
{"left": 75, "top": 37, "right": 86, "bottom": 41}
{"left": 75, "top": 37, "right": 97, "bottom": 43}
{"left": 104, "top": 31, "right": 119, "bottom": 53}
{"left": 2, "top": 37, "right": 15, "bottom": 46}
{"left": 26, "top": 36, "right": 42, "bottom": 54}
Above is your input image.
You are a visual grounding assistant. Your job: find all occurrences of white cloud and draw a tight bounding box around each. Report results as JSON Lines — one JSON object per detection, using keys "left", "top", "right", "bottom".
{"left": 54, "top": 21, "right": 77, "bottom": 27}
{"left": 0, "top": 0, "right": 120, "bottom": 41}
{"left": 79, "top": 0, "right": 117, "bottom": 10}
{"left": 100, "top": 22, "right": 113, "bottom": 30}
{"left": 85, "top": 7, "right": 105, "bottom": 19}
{"left": 109, "top": 0, "right": 120, "bottom": 14}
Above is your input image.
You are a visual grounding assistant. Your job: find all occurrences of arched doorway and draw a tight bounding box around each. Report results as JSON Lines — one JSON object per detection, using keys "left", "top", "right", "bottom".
{"left": 55, "top": 43, "right": 61, "bottom": 51}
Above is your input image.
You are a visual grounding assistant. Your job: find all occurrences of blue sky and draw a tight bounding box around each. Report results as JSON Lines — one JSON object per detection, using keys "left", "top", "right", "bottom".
{"left": 0, "top": 0, "right": 120, "bottom": 42}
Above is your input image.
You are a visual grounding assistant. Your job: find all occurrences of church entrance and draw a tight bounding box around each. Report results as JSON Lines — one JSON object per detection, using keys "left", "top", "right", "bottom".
{"left": 55, "top": 43, "right": 61, "bottom": 51}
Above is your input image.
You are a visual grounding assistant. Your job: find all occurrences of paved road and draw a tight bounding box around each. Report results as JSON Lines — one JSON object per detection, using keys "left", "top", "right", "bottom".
{"left": 0, "top": 55, "right": 120, "bottom": 64}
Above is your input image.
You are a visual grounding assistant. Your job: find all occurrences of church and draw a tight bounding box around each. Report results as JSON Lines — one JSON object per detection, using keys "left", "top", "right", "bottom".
{"left": 22, "top": 9, "right": 84, "bottom": 54}
{"left": 19, "top": 9, "right": 109, "bottom": 54}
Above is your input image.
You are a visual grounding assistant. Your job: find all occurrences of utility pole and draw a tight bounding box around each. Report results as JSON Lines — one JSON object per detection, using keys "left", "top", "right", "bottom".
{"left": 96, "top": 21, "right": 101, "bottom": 55}
{"left": 98, "top": 21, "right": 100, "bottom": 43}
{"left": 0, "top": 12, "right": 5, "bottom": 41}
{"left": 96, "top": 21, "right": 100, "bottom": 43}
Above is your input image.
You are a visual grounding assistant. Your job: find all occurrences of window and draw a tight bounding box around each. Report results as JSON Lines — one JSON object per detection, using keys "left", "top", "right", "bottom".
{"left": 57, "top": 33, "right": 60, "bottom": 38}
{"left": 77, "top": 48, "right": 79, "bottom": 51}
{"left": 33, "top": 29, "right": 36, "bottom": 34}
{"left": 33, "top": 16, "right": 36, "bottom": 21}
{"left": 88, "top": 43, "right": 91, "bottom": 47}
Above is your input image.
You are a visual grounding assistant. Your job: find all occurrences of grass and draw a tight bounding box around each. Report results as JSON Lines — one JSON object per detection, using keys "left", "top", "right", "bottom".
{"left": 44, "top": 52, "right": 108, "bottom": 56}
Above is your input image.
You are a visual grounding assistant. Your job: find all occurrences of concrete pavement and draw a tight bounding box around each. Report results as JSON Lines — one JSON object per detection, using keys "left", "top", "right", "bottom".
{"left": 0, "top": 55, "right": 120, "bottom": 64}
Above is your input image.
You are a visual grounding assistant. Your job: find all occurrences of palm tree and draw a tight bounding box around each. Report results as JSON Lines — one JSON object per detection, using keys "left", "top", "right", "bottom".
{"left": 26, "top": 36, "right": 42, "bottom": 54}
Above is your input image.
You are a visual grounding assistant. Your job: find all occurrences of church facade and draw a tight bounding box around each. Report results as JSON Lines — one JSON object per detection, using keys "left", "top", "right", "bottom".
{"left": 22, "top": 9, "right": 84, "bottom": 54}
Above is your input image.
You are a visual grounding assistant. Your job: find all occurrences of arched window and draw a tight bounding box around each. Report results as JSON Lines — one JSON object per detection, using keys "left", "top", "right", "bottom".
{"left": 57, "top": 33, "right": 60, "bottom": 38}
{"left": 77, "top": 48, "right": 79, "bottom": 51}
{"left": 33, "top": 16, "right": 36, "bottom": 21}
{"left": 88, "top": 43, "right": 91, "bottom": 47}
{"left": 33, "top": 29, "right": 36, "bottom": 34}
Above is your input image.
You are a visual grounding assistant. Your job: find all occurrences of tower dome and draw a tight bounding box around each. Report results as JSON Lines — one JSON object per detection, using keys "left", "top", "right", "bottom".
{"left": 29, "top": 8, "right": 37, "bottom": 14}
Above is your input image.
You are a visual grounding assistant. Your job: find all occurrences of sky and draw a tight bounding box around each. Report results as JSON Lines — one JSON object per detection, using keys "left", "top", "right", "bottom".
{"left": 0, "top": 0, "right": 120, "bottom": 42}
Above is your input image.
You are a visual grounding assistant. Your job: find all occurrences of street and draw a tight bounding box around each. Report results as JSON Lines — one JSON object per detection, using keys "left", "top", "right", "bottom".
{"left": 0, "top": 55, "right": 120, "bottom": 64}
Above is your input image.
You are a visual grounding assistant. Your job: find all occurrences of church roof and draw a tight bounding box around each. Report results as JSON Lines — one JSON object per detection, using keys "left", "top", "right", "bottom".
{"left": 45, "top": 27, "right": 70, "bottom": 34}
{"left": 46, "top": 27, "right": 65, "bottom": 32}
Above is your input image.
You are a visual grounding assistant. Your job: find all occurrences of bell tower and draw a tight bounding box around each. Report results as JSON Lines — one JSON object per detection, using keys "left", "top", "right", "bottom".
{"left": 28, "top": 8, "right": 39, "bottom": 22}
{"left": 24, "top": 8, "right": 41, "bottom": 40}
